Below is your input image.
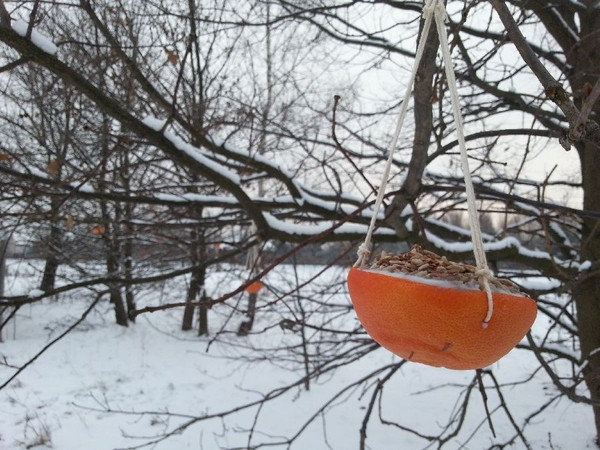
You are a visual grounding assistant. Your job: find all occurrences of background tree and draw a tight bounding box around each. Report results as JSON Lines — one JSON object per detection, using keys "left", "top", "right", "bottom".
{"left": 0, "top": 0, "right": 599, "bottom": 447}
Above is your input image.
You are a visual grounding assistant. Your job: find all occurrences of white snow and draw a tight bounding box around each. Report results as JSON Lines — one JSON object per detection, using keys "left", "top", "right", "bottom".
{"left": 360, "top": 267, "right": 486, "bottom": 291}
{"left": 27, "top": 288, "right": 44, "bottom": 298}
{"left": 300, "top": 189, "right": 384, "bottom": 219}
{"left": 27, "top": 166, "right": 52, "bottom": 179}
{"left": 142, "top": 116, "right": 241, "bottom": 184}
{"left": 71, "top": 182, "right": 95, "bottom": 193}
{"left": 512, "top": 276, "right": 562, "bottom": 291}
{"left": 21, "top": 167, "right": 96, "bottom": 193}
{"left": 263, "top": 212, "right": 396, "bottom": 237}
{"left": 564, "top": 0, "right": 586, "bottom": 9}
{"left": 424, "top": 229, "right": 590, "bottom": 271}
{"left": 426, "top": 216, "right": 494, "bottom": 241}
{"left": 513, "top": 200, "right": 541, "bottom": 215}
{"left": 0, "top": 260, "right": 595, "bottom": 449}
{"left": 154, "top": 192, "right": 238, "bottom": 204}
{"left": 549, "top": 221, "right": 572, "bottom": 246}
{"left": 11, "top": 20, "right": 58, "bottom": 55}
{"left": 148, "top": 123, "right": 382, "bottom": 222}
{"left": 209, "top": 135, "right": 299, "bottom": 182}
{"left": 549, "top": 6, "right": 580, "bottom": 41}
{"left": 360, "top": 267, "right": 530, "bottom": 295}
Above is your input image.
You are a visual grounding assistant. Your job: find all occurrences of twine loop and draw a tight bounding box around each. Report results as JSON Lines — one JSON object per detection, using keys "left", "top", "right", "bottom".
{"left": 475, "top": 267, "right": 494, "bottom": 326}
{"left": 354, "top": 0, "right": 495, "bottom": 325}
{"left": 423, "top": 0, "right": 446, "bottom": 20}
{"left": 355, "top": 242, "right": 372, "bottom": 268}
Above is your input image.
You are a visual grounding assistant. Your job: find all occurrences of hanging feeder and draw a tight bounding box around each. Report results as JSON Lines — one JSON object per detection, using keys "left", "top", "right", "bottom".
{"left": 91, "top": 225, "right": 105, "bottom": 235}
{"left": 347, "top": 246, "right": 537, "bottom": 370}
{"left": 347, "top": 0, "right": 537, "bottom": 370}
{"left": 245, "top": 281, "right": 264, "bottom": 295}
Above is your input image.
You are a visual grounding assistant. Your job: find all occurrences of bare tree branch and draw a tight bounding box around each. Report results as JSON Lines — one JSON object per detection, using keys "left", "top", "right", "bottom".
{"left": 489, "top": 0, "right": 600, "bottom": 147}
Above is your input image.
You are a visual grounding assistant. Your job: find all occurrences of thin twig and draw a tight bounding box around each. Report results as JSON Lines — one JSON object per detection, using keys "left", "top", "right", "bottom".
{"left": 577, "top": 78, "right": 600, "bottom": 129}
{"left": 331, "top": 95, "right": 378, "bottom": 196}
{"left": 0, "top": 291, "right": 105, "bottom": 390}
{"left": 0, "top": 56, "right": 29, "bottom": 73}
{"left": 526, "top": 332, "right": 595, "bottom": 405}
{"left": 359, "top": 364, "right": 402, "bottom": 449}
{"left": 486, "top": 370, "right": 533, "bottom": 450}
{"left": 488, "top": 0, "right": 600, "bottom": 147}
{"left": 132, "top": 193, "right": 391, "bottom": 317}
{"left": 475, "top": 369, "right": 497, "bottom": 437}
{"left": 25, "top": 0, "right": 41, "bottom": 38}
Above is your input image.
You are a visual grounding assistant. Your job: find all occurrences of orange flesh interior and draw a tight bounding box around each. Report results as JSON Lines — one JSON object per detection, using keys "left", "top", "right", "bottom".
{"left": 347, "top": 267, "right": 537, "bottom": 370}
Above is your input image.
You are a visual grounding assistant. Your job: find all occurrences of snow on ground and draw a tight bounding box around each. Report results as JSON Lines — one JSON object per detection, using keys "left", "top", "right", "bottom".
{"left": 0, "top": 259, "right": 596, "bottom": 449}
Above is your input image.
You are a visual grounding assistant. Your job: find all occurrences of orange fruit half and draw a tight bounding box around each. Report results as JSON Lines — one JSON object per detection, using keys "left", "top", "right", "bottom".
{"left": 245, "top": 281, "right": 264, "bottom": 295}
{"left": 347, "top": 267, "right": 537, "bottom": 370}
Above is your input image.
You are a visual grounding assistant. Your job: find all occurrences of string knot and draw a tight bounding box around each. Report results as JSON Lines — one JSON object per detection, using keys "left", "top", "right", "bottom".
{"left": 421, "top": 0, "right": 437, "bottom": 18}
{"left": 474, "top": 267, "right": 494, "bottom": 326}
{"left": 474, "top": 267, "right": 493, "bottom": 281}
{"left": 423, "top": 0, "right": 447, "bottom": 22}
{"left": 355, "top": 242, "right": 372, "bottom": 268}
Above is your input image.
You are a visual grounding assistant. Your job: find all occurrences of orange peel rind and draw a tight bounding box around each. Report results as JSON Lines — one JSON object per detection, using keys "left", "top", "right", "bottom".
{"left": 347, "top": 267, "right": 537, "bottom": 370}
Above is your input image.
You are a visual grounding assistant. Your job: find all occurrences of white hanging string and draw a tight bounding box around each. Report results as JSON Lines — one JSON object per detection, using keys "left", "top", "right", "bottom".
{"left": 354, "top": 0, "right": 438, "bottom": 268}
{"left": 433, "top": 3, "right": 494, "bottom": 325}
{"left": 355, "top": 0, "right": 494, "bottom": 325}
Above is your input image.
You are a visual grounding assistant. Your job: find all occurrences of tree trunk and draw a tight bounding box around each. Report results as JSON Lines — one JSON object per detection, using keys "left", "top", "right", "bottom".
{"left": 574, "top": 279, "right": 600, "bottom": 443}
{"left": 181, "top": 269, "right": 200, "bottom": 331}
{"left": 97, "top": 113, "right": 128, "bottom": 327}
{"left": 387, "top": 11, "right": 439, "bottom": 238}
{"left": 40, "top": 182, "right": 64, "bottom": 293}
{"left": 40, "top": 212, "right": 62, "bottom": 292}
{"left": 198, "top": 289, "right": 208, "bottom": 336}
{"left": 0, "top": 236, "right": 7, "bottom": 342}
{"left": 40, "top": 250, "right": 59, "bottom": 293}
{"left": 123, "top": 237, "right": 135, "bottom": 322}
{"left": 99, "top": 203, "right": 128, "bottom": 327}
{"left": 238, "top": 293, "right": 257, "bottom": 336}
{"left": 577, "top": 138, "right": 600, "bottom": 443}
{"left": 121, "top": 154, "right": 136, "bottom": 322}
{"left": 105, "top": 239, "right": 128, "bottom": 327}
{"left": 182, "top": 225, "right": 206, "bottom": 331}
{"left": 110, "top": 286, "right": 128, "bottom": 327}
{"left": 571, "top": 5, "right": 600, "bottom": 441}
{"left": 0, "top": 237, "right": 7, "bottom": 296}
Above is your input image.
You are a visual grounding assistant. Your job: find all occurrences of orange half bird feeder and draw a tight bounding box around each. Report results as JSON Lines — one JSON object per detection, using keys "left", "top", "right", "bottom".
{"left": 347, "top": 0, "right": 537, "bottom": 370}
{"left": 348, "top": 248, "right": 537, "bottom": 370}
{"left": 245, "top": 281, "right": 264, "bottom": 295}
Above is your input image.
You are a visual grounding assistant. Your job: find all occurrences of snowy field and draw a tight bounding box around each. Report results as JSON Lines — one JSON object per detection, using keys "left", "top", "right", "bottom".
{"left": 0, "top": 259, "right": 596, "bottom": 449}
